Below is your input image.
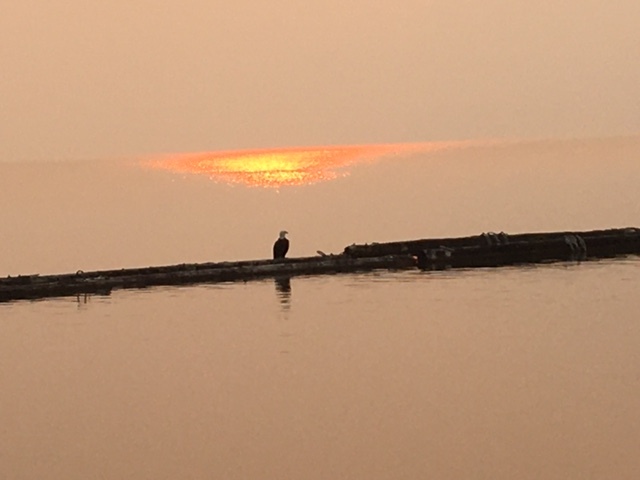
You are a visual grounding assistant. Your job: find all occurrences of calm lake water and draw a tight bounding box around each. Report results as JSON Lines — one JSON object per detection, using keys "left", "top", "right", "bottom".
{"left": 1, "top": 136, "right": 640, "bottom": 479}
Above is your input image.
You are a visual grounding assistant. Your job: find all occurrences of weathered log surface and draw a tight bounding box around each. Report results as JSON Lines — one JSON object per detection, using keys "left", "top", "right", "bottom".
{"left": 344, "top": 227, "right": 640, "bottom": 257}
{"left": 1, "top": 227, "right": 639, "bottom": 302}
{"left": 0, "top": 254, "right": 415, "bottom": 302}
{"left": 344, "top": 227, "right": 640, "bottom": 270}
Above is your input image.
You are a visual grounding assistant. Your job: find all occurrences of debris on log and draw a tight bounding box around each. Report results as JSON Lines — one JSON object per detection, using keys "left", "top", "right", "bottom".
{"left": 1, "top": 227, "right": 639, "bottom": 302}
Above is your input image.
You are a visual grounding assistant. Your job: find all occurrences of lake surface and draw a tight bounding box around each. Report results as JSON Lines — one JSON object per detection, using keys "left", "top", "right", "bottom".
{"left": 1, "top": 136, "right": 640, "bottom": 479}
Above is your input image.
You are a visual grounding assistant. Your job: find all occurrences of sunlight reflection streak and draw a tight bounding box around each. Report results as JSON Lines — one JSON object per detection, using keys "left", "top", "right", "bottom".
{"left": 144, "top": 142, "right": 481, "bottom": 188}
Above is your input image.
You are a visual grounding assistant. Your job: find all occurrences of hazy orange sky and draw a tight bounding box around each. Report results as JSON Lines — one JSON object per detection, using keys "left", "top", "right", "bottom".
{"left": 2, "top": 1, "right": 639, "bottom": 161}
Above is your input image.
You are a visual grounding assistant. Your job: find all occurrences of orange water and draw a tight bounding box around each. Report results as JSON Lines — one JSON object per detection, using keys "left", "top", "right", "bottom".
{"left": 1, "top": 136, "right": 640, "bottom": 479}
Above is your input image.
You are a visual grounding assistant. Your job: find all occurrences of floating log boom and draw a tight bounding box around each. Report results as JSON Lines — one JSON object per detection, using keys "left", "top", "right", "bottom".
{"left": 0, "top": 254, "right": 415, "bottom": 302}
{"left": 344, "top": 227, "right": 640, "bottom": 270}
{"left": 1, "top": 227, "right": 639, "bottom": 302}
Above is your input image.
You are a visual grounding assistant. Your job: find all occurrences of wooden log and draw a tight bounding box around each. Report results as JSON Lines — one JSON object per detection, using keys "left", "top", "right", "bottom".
{"left": 2, "top": 227, "right": 639, "bottom": 302}
{"left": 344, "top": 227, "right": 640, "bottom": 258}
{"left": 0, "top": 254, "right": 416, "bottom": 302}
{"left": 413, "top": 230, "right": 640, "bottom": 269}
{"left": 415, "top": 239, "right": 578, "bottom": 270}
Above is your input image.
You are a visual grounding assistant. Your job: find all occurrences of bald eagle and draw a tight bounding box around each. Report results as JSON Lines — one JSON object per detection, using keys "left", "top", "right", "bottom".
{"left": 273, "top": 231, "right": 289, "bottom": 259}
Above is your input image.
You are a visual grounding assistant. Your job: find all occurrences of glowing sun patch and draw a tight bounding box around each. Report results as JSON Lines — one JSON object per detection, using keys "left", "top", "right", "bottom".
{"left": 143, "top": 142, "right": 473, "bottom": 188}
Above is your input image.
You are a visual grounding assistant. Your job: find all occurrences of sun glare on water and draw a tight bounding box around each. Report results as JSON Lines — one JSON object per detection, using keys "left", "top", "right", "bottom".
{"left": 144, "top": 142, "right": 474, "bottom": 188}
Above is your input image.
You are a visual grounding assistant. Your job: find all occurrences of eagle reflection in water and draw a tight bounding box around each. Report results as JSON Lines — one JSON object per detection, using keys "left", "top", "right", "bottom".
{"left": 274, "top": 276, "right": 291, "bottom": 309}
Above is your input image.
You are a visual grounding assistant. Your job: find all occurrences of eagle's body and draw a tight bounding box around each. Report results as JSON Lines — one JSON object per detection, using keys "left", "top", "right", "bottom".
{"left": 273, "top": 231, "right": 289, "bottom": 259}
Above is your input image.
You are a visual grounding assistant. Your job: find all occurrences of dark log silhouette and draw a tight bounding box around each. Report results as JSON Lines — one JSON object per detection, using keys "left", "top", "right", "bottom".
{"left": 1, "top": 227, "right": 639, "bottom": 302}
{"left": 344, "top": 227, "right": 640, "bottom": 258}
{"left": 344, "top": 227, "right": 640, "bottom": 270}
{"left": 0, "top": 254, "right": 415, "bottom": 302}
